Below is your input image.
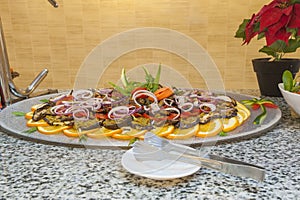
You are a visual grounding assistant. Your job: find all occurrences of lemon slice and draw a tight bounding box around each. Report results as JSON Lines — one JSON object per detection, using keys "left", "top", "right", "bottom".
{"left": 236, "top": 108, "right": 250, "bottom": 125}
{"left": 37, "top": 125, "right": 71, "bottom": 135}
{"left": 111, "top": 127, "right": 147, "bottom": 140}
{"left": 151, "top": 125, "right": 175, "bottom": 137}
{"left": 26, "top": 119, "right": 49, "bottom": 127}
{"left": 236, "top": 112, "right": 244, "bottom": 125}
{"left": 196, "top": 119, "right": 223, "bottom": 138}
{"left": 166, "top": 124, "right": 199, "bottom": 139}
{"left": 86, "top": 127, "right": 122, "bottom": 139}
{"left": 236, "top": 102, "right": 251, "bottom": 117}
{"left": 222, "top": 117, "right": 239, "bottom": 132}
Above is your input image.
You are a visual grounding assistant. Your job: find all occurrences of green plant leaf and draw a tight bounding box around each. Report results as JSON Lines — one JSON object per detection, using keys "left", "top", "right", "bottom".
{"left": 282, "top": 70, "right": 294, "bottom": 91}
{"left": 284, "top": 39, "right": 300, "bottom": 53}
{"left": 259, "top": 46, "right": 277, "bottom": 58}
{"left": 234, "top": 19, "right": 249, "bottom": 39}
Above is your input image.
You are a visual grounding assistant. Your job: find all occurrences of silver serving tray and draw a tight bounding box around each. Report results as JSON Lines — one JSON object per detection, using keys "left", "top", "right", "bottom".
{"left": 0, "top": 92, "right": 281, "bottom": 149}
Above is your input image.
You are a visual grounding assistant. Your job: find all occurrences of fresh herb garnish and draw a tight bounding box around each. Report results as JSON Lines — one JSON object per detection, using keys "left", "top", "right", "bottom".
{"left": 128, "top": 137, "right": 138, "bottom": 146}
{"left": 219, "top": 131, "right": 227, "bottom": 136}
{"left": 79, "top": 134, "right": 88, "bottom": 142}
{"left": 110, "top": 64, "right": 162, "bottom": 96}
{"left": 23, "top": 127, "right": 37, "bottom": 134}
{"left": 40, "top": 99, "right": 49, "bottom": 103}
{"left": 12, "top": 111, "right": 26, "bottom": 116}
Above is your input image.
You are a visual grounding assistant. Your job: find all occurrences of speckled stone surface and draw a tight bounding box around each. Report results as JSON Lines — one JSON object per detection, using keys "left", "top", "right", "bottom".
{"left": 1, "top": 91, "right": 300, "bottom": 200}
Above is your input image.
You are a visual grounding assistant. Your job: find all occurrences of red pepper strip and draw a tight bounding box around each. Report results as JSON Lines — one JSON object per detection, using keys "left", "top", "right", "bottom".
{"left": 142, "top": 113, "right": 168, "bottom": 121}
{"left": 263, "top": 102, "right": 278, "bottom": 109}
{"left": 95, "top": 113, "right": 108, "bottom": 119}
{"left": 251, "top": 103, "right": 260, "bottom": 110}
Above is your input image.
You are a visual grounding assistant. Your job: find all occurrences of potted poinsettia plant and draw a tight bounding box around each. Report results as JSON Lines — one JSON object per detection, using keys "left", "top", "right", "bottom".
{"left": 235, "top": 0, "right": 300, "bottom": 96}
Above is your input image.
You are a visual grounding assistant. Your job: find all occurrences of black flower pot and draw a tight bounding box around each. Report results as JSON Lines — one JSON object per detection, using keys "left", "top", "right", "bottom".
{"left": 252, "top": 58, "right": 300, "bottom": 97}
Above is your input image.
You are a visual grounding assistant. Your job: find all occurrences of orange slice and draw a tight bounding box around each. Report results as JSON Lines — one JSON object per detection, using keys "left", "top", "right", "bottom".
{"left": 111, "top": 127, "right": 147, "bottom": 140}
{"left": 222, "top": 117, "right": 239, "bottom": 132}
{"left": 166, "top": 124, "right": 199, "bottom": 139}
{"left": 87, "top": 127, "right": 122, "bottom": 139}
{"left": 151, "top": 125, "right": 175, "bottom": 137}
{"left": 31, "top": 104, "right": 45, "bottom": 112}
{"left": 26, "top": 119, "right": 49, "bottom": 127}
{"left": 63, "top": 128, "right": 97, "bottom": 137}
{"left": 196, "top": 119, "right": 223, "bottom": 138}
{"left": 37, "top": 125, "right": 71, "bottom": 135}
{"left": 25, "top": 111, "right": 34, "bottom": 120}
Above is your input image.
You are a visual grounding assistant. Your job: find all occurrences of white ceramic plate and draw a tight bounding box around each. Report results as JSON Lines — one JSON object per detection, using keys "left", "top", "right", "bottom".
{"left": 121, "top": 148, "right": 200, "bottom": 180}
{"left": 0, "top": 91, "right": 282, "bottom": 148}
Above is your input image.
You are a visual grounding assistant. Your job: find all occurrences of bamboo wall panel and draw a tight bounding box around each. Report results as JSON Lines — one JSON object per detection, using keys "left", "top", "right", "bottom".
{"left": 0, "top": 0, "right": 299, "bottom": 90}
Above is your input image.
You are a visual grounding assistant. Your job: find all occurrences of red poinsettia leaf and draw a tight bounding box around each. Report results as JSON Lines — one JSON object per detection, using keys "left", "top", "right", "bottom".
{"left": 288, "top": 13, "right": 300, "bottom": 28}
{"left": 260, "top": 8, "right": 283, "bottom": 31}
{"left": 257, "top": 2, "right": 278, "bottom": 17}
{"left": 294, "top": 4, "right": 300, "bottom": 17}
{"left": 282, "top": 5, "right": 293, "bottom": 15}
{"left": 265, "top": 28, "right": 291, "bottom": 46}
{"left": 268, "top": 15, "right": 290, "bottom": 35}
{"left": 276, "top": 28, "right": 292, "bottom": 44}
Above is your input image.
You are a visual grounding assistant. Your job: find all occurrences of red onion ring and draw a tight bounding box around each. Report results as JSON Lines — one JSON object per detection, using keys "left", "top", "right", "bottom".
{"left": 179, "top": 102, "right": 194, "bottom": 112}
{"left": 132, "top": 90, "right": 158, "bottom": 106}
{"left": 164, "top": 107, "right": 180, "bottom": 120}
{"left": 199, "top": 103, "right": 216, "bottom": 113}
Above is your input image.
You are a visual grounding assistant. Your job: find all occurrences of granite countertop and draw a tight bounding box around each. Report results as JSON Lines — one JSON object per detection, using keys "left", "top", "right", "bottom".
{"left": 1, "top": 91, "right": 299, "bottom": 199}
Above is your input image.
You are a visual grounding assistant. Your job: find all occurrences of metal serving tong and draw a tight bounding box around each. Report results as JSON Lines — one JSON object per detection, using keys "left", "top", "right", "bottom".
{"left": 132, "top": 132, "right": 265, "bottom": 181}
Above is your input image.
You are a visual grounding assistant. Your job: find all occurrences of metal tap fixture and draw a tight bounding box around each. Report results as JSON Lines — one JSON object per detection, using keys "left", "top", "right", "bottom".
{"left": 48, "top": 0, "right": 59, "bottom": 8}
{"left": 0, "top": 18, "right": 49, "bottom": 108}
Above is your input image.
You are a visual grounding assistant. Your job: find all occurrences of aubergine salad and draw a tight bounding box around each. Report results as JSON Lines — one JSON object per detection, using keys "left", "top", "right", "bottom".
{"left": 19, "top": 66, "right": 254, "bottom": 140}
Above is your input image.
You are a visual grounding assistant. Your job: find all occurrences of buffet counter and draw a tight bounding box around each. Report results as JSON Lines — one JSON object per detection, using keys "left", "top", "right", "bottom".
{"left": 1, "top": 91, "right": 299, "bottom": 199}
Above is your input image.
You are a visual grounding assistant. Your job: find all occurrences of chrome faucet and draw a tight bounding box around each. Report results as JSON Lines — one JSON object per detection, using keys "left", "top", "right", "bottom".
{"left": 48, "top": 0, "right": 59, "bottom": 8}
{"left": 0, "top": 18, "right": 49, "bottom": 108}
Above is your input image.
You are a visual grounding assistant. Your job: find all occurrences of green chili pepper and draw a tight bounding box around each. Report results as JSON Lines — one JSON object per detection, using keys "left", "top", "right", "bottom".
{"left": 253, "top": 104, "right": 267, "bottom": 125}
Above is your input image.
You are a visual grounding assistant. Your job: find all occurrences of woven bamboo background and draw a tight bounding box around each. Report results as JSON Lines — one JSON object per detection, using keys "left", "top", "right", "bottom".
{"left": 1, "top": 0, "right": 299, "bottom": 90}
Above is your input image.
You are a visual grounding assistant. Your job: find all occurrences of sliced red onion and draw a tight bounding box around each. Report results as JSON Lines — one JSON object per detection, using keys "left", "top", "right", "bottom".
{"left": 50, "top": 105, "right": 67, "bottom": 115}
{"left": 175, "top": 96, "right": 185, "bottom": 105}
{"left": 73, "top": 90, "right": 93, "bottom": 101}
{"left": 97, "top": 88, "right": 113, "bottom": 95}
{"left": 79, "top": 98, "right": 103, "bottom": 111}
{"left": 50, "top": 94, "right": 67, "bottom": 103}
{"left": 150, "top": 103, "right": 160, "bottom": 112}
{"left": 215, "top": 95, "right": 232, "bottom": 102}
{"left": 132, "top": 90, "right": 158, "bottom": 106}
{"left": 179, "top": 102, "right": 194, "bottom": 112}
{"left": 143, "top": 105, "right": 151, "bottom": 111}
{"left": 128, "top": 106, "right": 137, "bottom": 115}
{"left": 108, "top": 106, "right": 130, "bottom": 119}
{"left": 73, "top": 108, "right": 90, "bottom": 121}
{"left": 163, "top": 98, "right": 174, "bottom": 106}
{"left": 199, "top": 103, "right": 216, "bottom": 113}
{"left": 164, "top": 107, "right": 180, "bottom": 120}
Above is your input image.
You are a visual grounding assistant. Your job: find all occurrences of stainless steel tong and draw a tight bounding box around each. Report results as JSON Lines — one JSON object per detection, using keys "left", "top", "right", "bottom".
{"left": 132, "top": 132, "right": 265, "bottom": 181}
